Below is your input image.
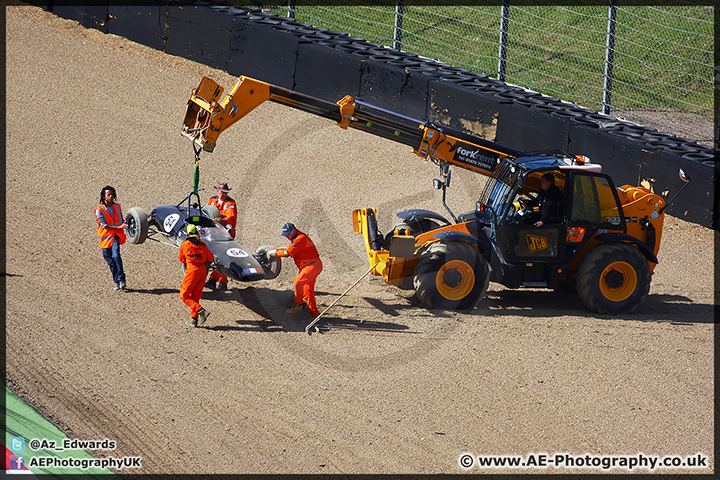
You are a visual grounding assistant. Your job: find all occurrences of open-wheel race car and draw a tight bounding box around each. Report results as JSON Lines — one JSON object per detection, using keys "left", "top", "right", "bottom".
{"left": 124, "top": 189, "right": 281, "bottom": 283}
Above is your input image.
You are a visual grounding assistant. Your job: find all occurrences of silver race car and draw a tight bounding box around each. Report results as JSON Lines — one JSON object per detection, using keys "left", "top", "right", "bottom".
{"left": 124, "top": 189, "right": 280, "bottom": 283}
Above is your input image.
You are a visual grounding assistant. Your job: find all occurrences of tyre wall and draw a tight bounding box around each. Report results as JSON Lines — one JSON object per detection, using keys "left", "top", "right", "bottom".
{"left": 32, "top": 0, "right": 717, "bottom": 229}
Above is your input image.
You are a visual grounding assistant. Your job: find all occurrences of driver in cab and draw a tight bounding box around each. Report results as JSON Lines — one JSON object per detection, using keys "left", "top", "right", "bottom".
{"left": 532, "top": 173, "right": 564, "bottom": 227}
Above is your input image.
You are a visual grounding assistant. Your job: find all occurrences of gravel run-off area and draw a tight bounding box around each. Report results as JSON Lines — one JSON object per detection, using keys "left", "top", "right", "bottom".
{"left": 5, "top": 5, "right": 716, "bottom": 475}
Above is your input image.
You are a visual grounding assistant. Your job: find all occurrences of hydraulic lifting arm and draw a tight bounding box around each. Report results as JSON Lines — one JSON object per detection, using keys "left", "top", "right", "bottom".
{"left": 182, "top": 75, "right": 525, "bottom": 176}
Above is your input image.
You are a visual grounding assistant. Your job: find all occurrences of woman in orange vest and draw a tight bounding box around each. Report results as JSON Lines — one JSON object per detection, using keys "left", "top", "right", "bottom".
{"left": 268, "top": 223, "right": 323, "bottom": 319}
{"left": 205, "top": 181, "right": 237, "bottom": 291}
{"left": 94, "top": 185, "right": 128, "bottom": 291}
{"left": 179, "top": 224, "right": 214, "bottom": 327}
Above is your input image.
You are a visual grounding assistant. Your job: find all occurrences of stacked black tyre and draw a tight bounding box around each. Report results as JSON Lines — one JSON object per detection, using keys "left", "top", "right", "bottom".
{"left": 413, "top": 241, "right": 490, "bottom": 311}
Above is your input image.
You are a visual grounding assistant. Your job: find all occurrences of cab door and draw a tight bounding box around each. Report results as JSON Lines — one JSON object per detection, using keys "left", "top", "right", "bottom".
{"left": 563, "top": 170, "right": 627, "bottom": 260}
{"left": 493, "top": 170, "right": 569, "bottom": 286}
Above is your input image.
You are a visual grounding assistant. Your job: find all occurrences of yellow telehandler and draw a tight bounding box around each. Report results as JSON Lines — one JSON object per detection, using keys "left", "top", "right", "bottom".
{"left": 182, "top": 75, "right": 690, "bottom": 314}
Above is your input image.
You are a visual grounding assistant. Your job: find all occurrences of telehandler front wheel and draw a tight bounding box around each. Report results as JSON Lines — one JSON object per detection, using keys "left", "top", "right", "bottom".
{"left": 576, "top": 243, "right": 651, "bottom": 314}
{"left": 413, "top": 241, "right": 489, "bottom": 311}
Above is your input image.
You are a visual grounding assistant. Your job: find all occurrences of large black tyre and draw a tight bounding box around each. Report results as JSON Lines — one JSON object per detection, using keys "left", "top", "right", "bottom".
{"left": 413, "top": 241, "right": 489, "bottom": 311}
{"left": 255, "top": 245, "right": 282, "bottom": 280}
{"left": 126, "top": 207, "right": 148, "bottom": 244}
{"left": 576, "top": 243, "right": 651, "bottom": 314}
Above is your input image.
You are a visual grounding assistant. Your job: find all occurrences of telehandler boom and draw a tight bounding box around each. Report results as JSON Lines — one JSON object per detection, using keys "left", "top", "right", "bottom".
{"left": 182, "top": 75, "right": 690, "bottom": 314}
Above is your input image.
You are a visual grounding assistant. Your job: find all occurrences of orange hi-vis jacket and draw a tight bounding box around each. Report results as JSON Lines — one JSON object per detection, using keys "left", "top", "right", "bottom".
{"left": 207, "top": 196, "right": 238, "bottom": 239}
{"left": 276, "top": 231, "right": 320, "bottom": 268}
{"left": 95, "top": 203, "right": 126, "bottom": 249}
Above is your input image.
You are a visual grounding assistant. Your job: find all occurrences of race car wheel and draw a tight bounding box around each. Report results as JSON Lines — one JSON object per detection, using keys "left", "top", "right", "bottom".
{"left": 202, "top": 204, "right": 221, "bottom": 221}
{"left": 126, "top": 207, "right": 148, "bottom": 244}
{"left": 255, "top": 245, "right": 282, "bottom": 280}
{"left": 413, "top": 241, "right": 489, "bottom": 311}
{"left": 576, "top": 243, "right": 651, "bottom": 314}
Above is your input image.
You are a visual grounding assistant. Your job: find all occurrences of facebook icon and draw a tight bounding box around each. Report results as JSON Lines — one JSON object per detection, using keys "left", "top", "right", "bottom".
{"left": 9, "top": 455, "right": 25, "bottom": 470}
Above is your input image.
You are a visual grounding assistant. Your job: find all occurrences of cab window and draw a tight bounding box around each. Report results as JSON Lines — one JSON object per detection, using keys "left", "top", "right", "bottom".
{"left": 570, "top": 174, "right": 622, "bottom": 226}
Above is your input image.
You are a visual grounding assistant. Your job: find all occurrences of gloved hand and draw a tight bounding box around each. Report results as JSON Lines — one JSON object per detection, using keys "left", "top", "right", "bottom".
{"left": 266, "top": 249, "right": 277, "bottom": 260}
{"left": 213, "top": 217, "right": 222, "bottom": 223}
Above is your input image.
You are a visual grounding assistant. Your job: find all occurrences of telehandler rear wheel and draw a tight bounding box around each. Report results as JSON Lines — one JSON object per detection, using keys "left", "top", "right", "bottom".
{"left": 413, "top": 241, "right": 489, "bottom": 311}
{"left": 576, "top": 243, "right": 651, "bottom": 314}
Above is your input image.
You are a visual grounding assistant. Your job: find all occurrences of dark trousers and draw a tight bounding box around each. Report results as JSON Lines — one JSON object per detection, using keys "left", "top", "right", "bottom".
{"left": 102, "top": 237, "right": 125, "bottom": 284}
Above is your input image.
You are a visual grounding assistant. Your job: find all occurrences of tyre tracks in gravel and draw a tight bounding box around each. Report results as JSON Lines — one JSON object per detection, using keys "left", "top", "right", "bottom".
{"left": 6, "top": 282, "right": 190, "bottom": 474}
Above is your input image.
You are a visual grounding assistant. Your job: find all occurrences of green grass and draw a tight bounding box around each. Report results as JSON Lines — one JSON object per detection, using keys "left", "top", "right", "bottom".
{"left": 232, "top": 2, "right": 713, "bottom": 115}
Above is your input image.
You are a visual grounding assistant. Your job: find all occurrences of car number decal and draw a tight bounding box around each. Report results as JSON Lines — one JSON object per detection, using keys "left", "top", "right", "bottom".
{"left": 164, "top": 214, "right": 180, "bottom": 232}
{"left": 226, "top": 248, "right": 248, "bottom": 258}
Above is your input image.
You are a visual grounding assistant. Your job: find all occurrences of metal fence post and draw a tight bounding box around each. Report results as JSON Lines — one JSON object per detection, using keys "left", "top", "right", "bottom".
{"left": 498, "top": 0, "right": 510, "bottom": 82}
{"left": 287, "top": 0, "right": 296, "bottom": 19}
{"left": 394, "top": 0, "right": 405, "bottom": 51}
{"left": 602, "top": 0, "right": 617, "bottom": 114}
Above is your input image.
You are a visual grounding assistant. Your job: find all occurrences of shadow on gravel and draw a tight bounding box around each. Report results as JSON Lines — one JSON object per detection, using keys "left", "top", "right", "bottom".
{"left": 471, "top": 289, "right": 714, "bottom": 324}
{"left": 314, "top": 317, "right": 421, "bottom": 334}
{"left": 361, "top": 296, "right": 452, "bottom": 318}
{"left": 202, "top": 286, "right": 417, "bottom": 333}
{"left": 206, "top": 285, "right": 316, "bottom": 332}
{"left": 123, "top": 287, "right": 178, "bottom": 295}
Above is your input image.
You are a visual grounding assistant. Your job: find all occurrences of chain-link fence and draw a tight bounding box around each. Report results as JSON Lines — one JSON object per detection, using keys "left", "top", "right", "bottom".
{"left": 259, "top": 1, "right": 713, "bottom": 147}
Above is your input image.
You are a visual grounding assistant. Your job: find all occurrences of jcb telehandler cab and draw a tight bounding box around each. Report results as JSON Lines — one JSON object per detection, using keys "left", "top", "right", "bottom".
{"left": 182, "top": 75, "right": 691, "bottom": 314}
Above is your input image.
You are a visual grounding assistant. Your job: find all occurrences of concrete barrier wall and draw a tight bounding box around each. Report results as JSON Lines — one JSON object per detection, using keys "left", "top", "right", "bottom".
{"left": 33, "top": 0, "right": 717, "bottom": 228}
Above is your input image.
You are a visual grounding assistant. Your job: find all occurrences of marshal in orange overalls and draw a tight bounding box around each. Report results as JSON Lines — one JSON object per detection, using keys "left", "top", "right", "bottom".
{"left": 179, "top": 235, "right": 214, "bottom": 320}
{"left": 206, "top": 185, "right": 237, "bottom": 288}
{"left": 276, "top": 229, "right": 323, "bottom": 317}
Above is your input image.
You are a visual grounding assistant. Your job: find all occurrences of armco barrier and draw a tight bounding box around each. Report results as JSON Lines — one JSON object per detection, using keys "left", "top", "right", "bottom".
{"left": 294, "top": 42, "right": 363, "bottom": 100}
{"left": 50, "top": 3, "right": 107, "bottom": 31}
{"left": 39, "top": 1, "right": 716, "bottom": 229}
{"left": 224, "top": 21, "right": 299, "bottom": 88}
{"left": 359, "top": 59, "right": 428, "bottom": 120}
{"left": 494, "top": 101, "right": 573, "bottom": 152}
{"left": 427, "top": 81, "right": 502, "bottom": 140}
{"left": 106, "top": 5, "right": 167, "bottom": 51}
{"left": 164, "top": 3, "right": 238, "bottom": 71}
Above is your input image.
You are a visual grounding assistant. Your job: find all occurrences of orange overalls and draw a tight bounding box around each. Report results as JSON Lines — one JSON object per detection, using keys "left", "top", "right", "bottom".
{"left": 179, "top": 237, "right": 214, "bottom": 319}
{"left": 276, "top": 231, "right": 323, "bottom": 317}
{"left": 207, "top": 196, "right": 237, "bottom": 285}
